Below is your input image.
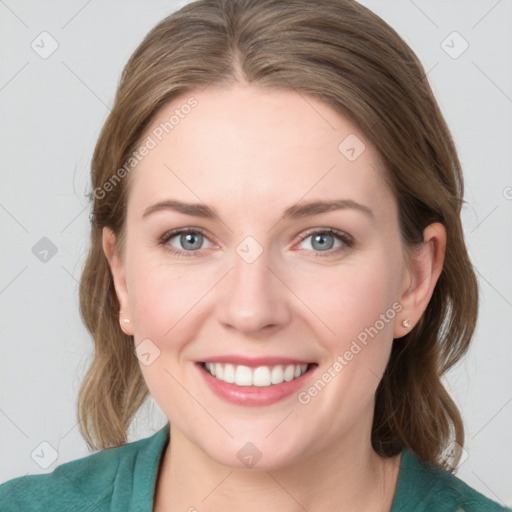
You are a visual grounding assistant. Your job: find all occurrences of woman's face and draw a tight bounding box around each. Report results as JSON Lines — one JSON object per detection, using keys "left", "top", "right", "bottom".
{"left": 105, "top": 84, "right": 417, "bottom": 469}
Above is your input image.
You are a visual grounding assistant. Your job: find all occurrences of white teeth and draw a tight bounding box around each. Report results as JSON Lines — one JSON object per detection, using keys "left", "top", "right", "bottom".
{"left": 224, "top": 364, "right": 235, "bottom": 383}
{"left": 203, "top": 362, "right": 309, "bottom": 387}
{"left": 235, "top": 365, "right": 253, "bottom": 386}
{"left": 270, "top": 365, "right": 284, "bottom": 384}
{"left": 253, "top": 366, "right": 271, "bottom": 387}
{"left": 283, "top": 365, "right": 295, "bottom": 382}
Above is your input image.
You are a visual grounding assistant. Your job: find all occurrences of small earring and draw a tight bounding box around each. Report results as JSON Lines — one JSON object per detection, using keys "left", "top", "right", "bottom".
{"left": 402, "top": 319, "right": 410, "bottom": 329}
{"left": 123, "top": 318, "right": 131, "bottom": 324}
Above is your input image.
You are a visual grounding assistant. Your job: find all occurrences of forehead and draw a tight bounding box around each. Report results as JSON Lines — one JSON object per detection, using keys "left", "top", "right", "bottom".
{"left": 127, "top": 84, "right": 395, "bottom": 219}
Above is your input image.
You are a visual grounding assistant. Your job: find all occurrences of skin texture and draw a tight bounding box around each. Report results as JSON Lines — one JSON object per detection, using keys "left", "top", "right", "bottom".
{"left": 103, "top": 84, "right": 446, "bottom": 511}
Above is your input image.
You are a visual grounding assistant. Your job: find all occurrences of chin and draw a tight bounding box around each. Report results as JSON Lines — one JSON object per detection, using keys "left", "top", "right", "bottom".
{"left": 191, "top": 430, "right": 312, "bottom": 472}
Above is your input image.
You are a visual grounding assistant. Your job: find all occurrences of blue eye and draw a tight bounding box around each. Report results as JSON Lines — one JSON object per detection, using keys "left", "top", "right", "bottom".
{"left": 158, "top": 227, "right": 354, "bottom": 258}
{"left": 297, "top": 229, "right": 354, "bottom": 257}
{"left": 160, "top": 228, "right": 212, "bottom": 257}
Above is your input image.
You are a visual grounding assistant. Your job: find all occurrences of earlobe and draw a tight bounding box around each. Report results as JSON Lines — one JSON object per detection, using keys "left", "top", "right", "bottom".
{"left": 394, "top": 222, "right": 446, "bottom": 338}
{"left": 102, "top": 227, "right": 134, "bottom": 336}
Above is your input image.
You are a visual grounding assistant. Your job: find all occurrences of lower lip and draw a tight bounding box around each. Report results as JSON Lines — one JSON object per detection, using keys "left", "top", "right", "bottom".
{"left": 197, "top": 363, "right": 316, "bottom": 406}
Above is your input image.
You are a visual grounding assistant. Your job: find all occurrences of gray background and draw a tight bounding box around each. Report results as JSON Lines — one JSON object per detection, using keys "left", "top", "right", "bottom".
{"left": 1, "top": 0, "right": 511, "bottom": 506}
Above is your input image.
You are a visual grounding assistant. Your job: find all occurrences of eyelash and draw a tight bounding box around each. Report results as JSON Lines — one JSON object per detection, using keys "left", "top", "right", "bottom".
{"left": 297, "top": 228, "right": 355, "bottom": 257}
{"left": 158, "top": 227, "right": 355, "bottom": 258}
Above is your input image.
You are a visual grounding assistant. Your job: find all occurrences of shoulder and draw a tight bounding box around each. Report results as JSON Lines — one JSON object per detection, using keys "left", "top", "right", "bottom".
{"left": 0, "top": 423, "right": 170, "bottom": 512}
{"left": 393, "top": 449, "right": 510, "bottom": 512}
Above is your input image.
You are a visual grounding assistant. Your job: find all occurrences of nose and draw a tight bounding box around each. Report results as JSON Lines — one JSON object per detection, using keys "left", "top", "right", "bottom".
{"left": 217, "top": 245, "right": 292, "bottom": 336}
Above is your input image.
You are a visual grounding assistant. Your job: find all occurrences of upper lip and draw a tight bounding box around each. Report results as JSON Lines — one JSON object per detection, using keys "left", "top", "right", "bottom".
{"left": 199, "top": 356, "right": 314, "bottom": 368}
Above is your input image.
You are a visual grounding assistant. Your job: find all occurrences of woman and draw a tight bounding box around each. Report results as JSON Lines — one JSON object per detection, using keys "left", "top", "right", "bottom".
{"left": 1, "top": 0, "right": 509, "bottom": 510}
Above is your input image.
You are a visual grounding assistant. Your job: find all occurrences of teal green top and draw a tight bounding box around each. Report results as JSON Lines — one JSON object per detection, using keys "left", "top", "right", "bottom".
{"left": 0, "top": 422, "right": 509, "bottom": 511}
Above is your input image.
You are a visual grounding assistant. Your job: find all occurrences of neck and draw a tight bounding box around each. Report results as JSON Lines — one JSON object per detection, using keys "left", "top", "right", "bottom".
{"left": 154, "top": 417, "right": 401, "bottom": 512}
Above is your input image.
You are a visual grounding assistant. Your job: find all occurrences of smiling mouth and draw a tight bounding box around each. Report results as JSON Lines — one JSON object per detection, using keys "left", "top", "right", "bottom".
{"left": 201, "top": 362, "right": 314, "bottom": 387}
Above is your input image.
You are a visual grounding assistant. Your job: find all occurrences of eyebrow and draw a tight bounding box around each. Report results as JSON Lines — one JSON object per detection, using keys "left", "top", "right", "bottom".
{"left": 142, "top": 198, "right": 374, "bottom": 221}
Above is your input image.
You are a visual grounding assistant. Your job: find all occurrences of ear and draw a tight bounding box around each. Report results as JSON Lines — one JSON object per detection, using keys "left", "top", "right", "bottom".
{"left": 102, "top": 227, "right": 134, "bottom": 336}
{"left": 394, "top": 222, "right": 446, "bottom": 338}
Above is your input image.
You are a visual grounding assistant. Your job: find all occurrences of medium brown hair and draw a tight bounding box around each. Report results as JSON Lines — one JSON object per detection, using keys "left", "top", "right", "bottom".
{"left": 78, "top": 0, "right": 478, "bottom": 469}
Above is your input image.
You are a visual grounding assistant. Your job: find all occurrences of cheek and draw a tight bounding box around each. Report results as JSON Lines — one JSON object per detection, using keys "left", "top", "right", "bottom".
{"left": 127, "top": 257, "right": 207, "bottom": 340}
{"left": 291, "top": 256, "right": 403, "bottom": 434}
{"left": 126, "top": 259, "right": 210, "bottom": 419}
{"left": 296, "top": 253, "right": 403, "bottom": 356}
